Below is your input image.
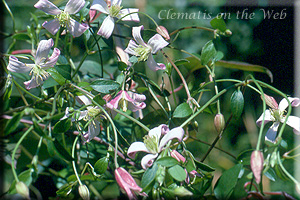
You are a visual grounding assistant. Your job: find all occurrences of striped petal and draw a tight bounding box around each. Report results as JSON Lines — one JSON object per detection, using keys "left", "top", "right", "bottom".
{"left": 35, "top": 39, "right": 53, "bottom": 64}
{"left": 7, "top": 56, "right": 32, "bottom": 73}
{"left": 141, "top": 154, "right": 158, "bottom": 169}
{"left": 127, "top": 142, "right": 150, "bottom": 159}
{"left": 97, "top": 16, "right": 115, "bottom": 39}
{"left": 119, "top": 8, "right": 139, "bottom": 22}
{"left": 158, "top": 127, "right": 184, "bottom": 151}
{"left": 148, "top": 34, "right": 168, "bottom": 54}
{"left": 90, "top": 0, "right": 109, "bottom": 14}
{"left": 65, "top": 0, "right": 85, "bottom": 14}
{"left": 42, "top": 20, "right": 60, "bottom": 35}
{"left": 34, "top": 0, "right": 61, "bottom": 15}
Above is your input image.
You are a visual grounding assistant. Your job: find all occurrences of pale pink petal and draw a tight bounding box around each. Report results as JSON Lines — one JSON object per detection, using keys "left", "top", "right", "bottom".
{"left": 89, "top": 9, "right": 101, "bottom": 23}
{"left": 35, "top": 39, "right": 53, "bottom": 64}
{"left": 67, "top": 18, "right": 89, "bottom": 37}
{"left": 97, "top": 16, "right": 115, "bottom": 39}
{"left": 132, "top": 25, "right": 147, "bottom": 47}
{"left": 279, "top": 97, "right": 300, "bottom": 112}
{"left": 148, "top": 124, "right": 168, "bottom": 139}
{"left": 127, "top": 142, "right": 150, "bottom": 159}
{"left": 34, "top": 0, "right": 61, "bottom": 15}
{"left": 119, "top": 8, "right": 139, "bottom": 22}
{"left": 42, "top": 20, "right": 60, "bottom": 35}
{"left": 159, "top": 127, "right": 184, "bottom": 151}
{"left": 141, "top": 154, "right": 158, "bottom": 169}
{"left": 124, "top": 40, "right": 139, "bottom": 56}
{"left": 111, "top": 0, "right": 122, "bottom": 6}
{"left": 64, "top": 0, "right": 85, "bottom": 14}
{"left": 146, "top": 54, "right": 166, "bottom": 71}
{"left": 76, "top": 95, "right": 92, "bottom": 105}
{"left": 90, "top": 0, "right": 109, "bottom": 14}
{"left": 265, "top": 122, "right": 280, "bottom": 143}
{"left": 40, "top": 48, "right": 60, "bottom": 68}
{"left": 106, "top": 91, "right": 123, "bottom": 109}
{"left": 171, "top": 150, "right": 186, "bottom": 162}
{"left": 87, "top": 120, "right": 101, "bottom": 142}
{"left": 7, "top": 56, "right": 31, "bottom": 73}
{"left": 128, "top": 92, "right": 146, "bottom": 102}
{"left": 24, "top": 76, "right": 46, "bottom": 90}
{"left": 147, "top": 34, "right": 169, "bottom": 54}
{"left": 256, "top": 109, "right": 273, "bottom": 126}
{"left": 127, "top": 101, "right": 146, "bottom": 112}
{"left": 285, "top": 116, "right": 300, "bottom": 135}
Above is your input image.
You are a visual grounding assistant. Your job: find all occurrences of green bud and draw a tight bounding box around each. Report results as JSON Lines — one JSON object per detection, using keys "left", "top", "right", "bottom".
{"left": 16, "top": 181, "right": 30, "bottom": 199}
{"left": 78, "top": 185, "right": 90, "bottom": 200}
{"left": 214, "top": 113, "right": 225, "bottom": 133}
{"left": 173, "top": 186, "right": 193, "bottom": 197}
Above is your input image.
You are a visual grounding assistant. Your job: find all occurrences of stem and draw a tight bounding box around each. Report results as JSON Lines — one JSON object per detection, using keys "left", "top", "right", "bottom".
{"left": 72, "top": 135, "right": 82, "bottom": 185}
{"left": 169, "top": 26, "right": 215, "bottom": 37}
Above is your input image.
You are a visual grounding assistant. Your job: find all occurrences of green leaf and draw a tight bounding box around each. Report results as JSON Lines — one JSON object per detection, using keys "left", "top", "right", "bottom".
{"left": 93, "top": 95, "right": 106, "bottom": 106}
{"left": 46, "top": 139, "right": 56, "bottom": 157}
{"left": 186, "top": 150, "right": 215, "bottom": 172}
{"left": 200, "top": 40, "right": 217, "bottom": 66}
{"left": 168, "top": 165, "right": 187, "bottom": 182}
{"left": 230, "top": 89, "right": 244, "bottom": 119}
{"left": 173, "top": 103, "right": 193, "bottom": 118}
{"left": 214, "top": 164, "right": 243, "bottom": 200}
{"left": 156, "top": 157, "right": 179, "bottom": 167}
{"left": 4, "top": 111, "right": 24, "bottom": 136}
{"left": 237, "top": 149, "right": 254, "bottom": 165}
{"left": 141, "top": 163, "right": 158, "bottom": 192}
{"left": 210, "top": 17, "right": 227, "bottom": 32}
{"left": 53, "top": 139, "right": 73, "bottom": 161}
{"left": 174, "top": 59, "right": 190, "bottom": 66}
{"left": 264, "top": 168, "right": 276, "bottom": 182}
{"left": 12, "top": 33, "right": 31, "bottom": 41}
{"left": 56, "top": 183, "right": 74, "bottom": 197}
{"left": 90, "top": 79, "right": 120, "bottom": 94}
{"left": 94, "top": 157, "right": 109, "bottom": 174}
{"left": 117, "top": 61, "right": 127, "bottom": 71}
{"left": 55, "top": 64, "right": 71, "bottom": 80}
{"left": 8, "top": 169, "right": 34, "bottom": 194}
{"left": 53, "top": 118, "right": 72, "bottom": 134}
{"left": 48, "top": 68, "right": 67, "bottom": 85}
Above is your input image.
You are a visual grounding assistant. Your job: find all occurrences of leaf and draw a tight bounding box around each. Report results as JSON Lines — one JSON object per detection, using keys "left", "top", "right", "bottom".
{"left": 173, "top": 103, "right": 193, "bottom": 118}
{"left": 9, "top": 169, "right": 34, "bottom": 194}
{"left": 200, "top": 40, "right": 217, "bottom": 65}
{"left": 4, "top": 111, "right": 24, "bottom": 136}
{"left": 46, "top": 139, "right": 56, "bottom": 157}
{"left": 210, "top": 17, "right": 227, "bottom": 32}
{"left": 186, "top": 150, "right": 215, "bottom": 172}
{"left": 94, "top": 157, "right": 109, "bottom": 174}
{"left": 214, "top": 164, "right": 243, "bottom": 200}
{"left": 53, "top": 118, "right": 72, "bottom": 134}
{"left": 55, "top": 64, "right": 71, "bottom": 80}
{"left": 90, "top": 79, "right": 120, "bottom": 94}
{"left": 264, "top": 168, "right": 276, "bottom": 182}
{"left": 12, "top": 33, "right": 31, "bottom": 41}
{"left": 48, "top": 68, "right": 67, "bottom": 85}
{"left": 56, "top": 183, "right": 73, "bottom": 197}
{"left": 236, "top": 149, "right": 253, "bottom": 165}
{"left": 156, "top": 157, "right": 179, "bottom": 167}
{"left": 53, "top": 139, "right": 73, "bottom": 161}
{"left": 168, "top": 165, "right": 187, "bottom": 182}
{"left": 174, "top": 59, "right": 190, "bottom": 66}
{"left": 117, "top": 61, "right": 127, "bottom": 71}
{"left": 230, "top": 89, "right": 244, "bottom": 119}
{"left": 141, "top": 163, "right": 158, "bottom": 192}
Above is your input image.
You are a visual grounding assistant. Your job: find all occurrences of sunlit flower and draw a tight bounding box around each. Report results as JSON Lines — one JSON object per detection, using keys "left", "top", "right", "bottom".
{"left": 34, "top": 0, "right": 89, "bottom": 37}
{"left": 125, "top": 25, "right": 169, "bottom": 71}
{"left": 114, "top": 167, "right": 147, "bottom": 200}
{"left": 7, "top": 38, "right": 60, "bottom": 90}
{"left": 256, "top": 94, "right": 300, "bottom": 143}
{"left": 90, "top": 0, "right": 139, "bottom": 39}
{"left": 127, "top": 125, "right": 184, "bottom": 169}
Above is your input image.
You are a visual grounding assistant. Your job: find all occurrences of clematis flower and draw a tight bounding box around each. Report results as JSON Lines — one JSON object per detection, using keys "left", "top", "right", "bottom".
{"left": 106, "top": 90, "right": 146, "bottom": 117}
{"left": 125, "top": 25, "right": 169, "bottom": 71}
{"left": 7, "top": 38, "right": 60, "bottom": 90}
{"left": 90, "top": 0, "right": 139, "bottom": 39}
{"left": 256, "top": 94, "right": 300, "bottom": 143}
{"left": 114, "top": 167, "right": 147, "bottom": 200}
{"left": 34, "top": 0, "right": 89, "bottom": 37}
{"left": 127, "top": 125, "right": 184, "bottom": 169}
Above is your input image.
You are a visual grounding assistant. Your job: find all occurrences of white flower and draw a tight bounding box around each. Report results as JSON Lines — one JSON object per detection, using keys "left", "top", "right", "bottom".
{"left": 127, "top": 125, "right": 184, "bottom": 169}
{"left": 125, "top": 25, "right": 169, "bottom": 71}
{"left": 90, "top": 0, "right": 139, "bottom": 39}
{"left": 256, "top": 96, "right": 300, "bottom": 143}
{"left": 7, "top": 38, "right": 60, "bottom": 90}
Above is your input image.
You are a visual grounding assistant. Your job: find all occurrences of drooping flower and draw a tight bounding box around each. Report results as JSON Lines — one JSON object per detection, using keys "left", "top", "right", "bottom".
{"left": 256, "top": 94, "right": 300, "bottom": 143}
{"left": 7, "top": 38, "right": 60, "bottom": 90}
{"left": 125, "top": 25, "right": 169, "bottom": 71}
{"left": 34, "top": 0, "right": 89, "bottom": 37}
{"left": 90, "top": 0, "right": 140, "bottom": 39}
{"left": 127, "top": 125, "right": 184, "bottom": 169}
{"left": 114, "top": 167, "right": 147, "bottom": 200}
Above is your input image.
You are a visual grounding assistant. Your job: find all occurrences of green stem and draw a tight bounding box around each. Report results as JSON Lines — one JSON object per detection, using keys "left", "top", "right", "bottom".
{"left": 169, "top": 26, "right": 215, "bottom": 37}
{"left": 72, "top": 135, "right": 82, "bottom": 185}
{"left": 3, "top": 0, "right": 15, "bottom": 33}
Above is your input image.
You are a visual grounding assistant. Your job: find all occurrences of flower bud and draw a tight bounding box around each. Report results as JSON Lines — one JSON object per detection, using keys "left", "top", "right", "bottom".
{"left": 250, "top": 150, "right": 264, "bottom": 184}
{"left": 16, "top": 181, "right": 30, "bottom": 199}
{"left": 78, "top": 185, "right": 90, "bottom": 200}
{"left": 156, "top": 26, "right": 170, "bottom": 40}
{"left": 262, "top": 94, "right": 278, "bottom": 109}
{"left": 225, "top": 29, "right": 232, "bottom": 36}
{"left": 214, "top": 113, "right": 225, "bottom": 133}
{"left": 103, "top": 94, "right": 112, "bottom": 103}
{"left": 173, "top": 186, "right": 193, "bottom": 197}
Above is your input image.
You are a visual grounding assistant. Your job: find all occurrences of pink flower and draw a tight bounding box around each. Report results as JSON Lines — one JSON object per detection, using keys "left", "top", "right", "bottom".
{"left": 34, "top": 0, "right": 89, "bottom": 37}
{"left": 7, "top": 38, "right": 60, "bottom": 90}
{"left": 127, "top": 125, "right": 184, "bottom": 169}
{"left": 125, "top": 25, "right": 169, "bottom": 71}
{"left": 114, "top": 167, "right": 147, "bottom": 200}
{"left": 256, "top": 96, "right": 300, "bottom": 143}
{"left": 90, "top": 0, "right": 139, "bottom": 39}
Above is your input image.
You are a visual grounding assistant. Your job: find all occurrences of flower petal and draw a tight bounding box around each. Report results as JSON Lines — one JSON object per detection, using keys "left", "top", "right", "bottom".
{"left": 285, "top": 116, "right": 300, "bottom": 135}
{"left": 132, "top": 25, "right": 147, "bottom": 47}
{"left": 119, "top": 8, "right": 139, "bottom": 22}
{"left": 159, "top": 127, "right": 184, "bottom": 151}
{"left": 67, "top": 18, "right": 89, "bottom": 37}
{"left": 42, "top": 20, "right": 60, "bottom": 35}
{"left": 90, "top": 0, "right": 109, "bottom": 14}
{"left": 127, "top": 101, "right": 146, "bottom": 112}
{"left": 35, "top": 39, "right": 54, "bottom": 64}
{"left": 106, "top": 91, "right": 123, "bottom": 109}
{"left": 256, "top": 109, "right": 273, "bottom": 126}
{"left": 24, "top": 75, "right": 46, "bottom": 90}
{"left": 127, "top": 142, "right": 150, "bottom": 159}
{"left": 265, "top": 122, "right": 280, "bottom": 143}
{"left": 7, "top": 56, "right": 31, "bottom": 73}
{"left": 148, "top": 124, "right": 169, "bottom": 140}
{"left": 279, "top": 97, "right": 300, "bottom": 112}
{"left": 124, "top": 40, "right": 139, "bottom": 56}
{"left": 40, "top": 48, "right": 60, "bottom": 68}
{"left": 97, "top": 16, "right": 115, "bottom": 39}
{"left": 64, "top": 0, "right": 85, "bottom": 14}
{"left": 141, "top": 154, "right": 158, "bottom": 169}
{"left": 147, "top": 34, "right": 169, "bottom": 54}
{"left": 87, "top": 120, "right": 101, "bottom": 142}
{"left": 34, "top": 0, "right": 61, "bottom": 15}
{"left": 146, "top": 54, "right": 166, "bottom": 71}
{"left": 76, "top": 95, "right": 92, "bottom": 105}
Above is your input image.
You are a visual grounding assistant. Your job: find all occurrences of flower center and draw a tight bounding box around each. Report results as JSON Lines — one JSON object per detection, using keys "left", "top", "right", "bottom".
{"left": 270, "top": 109, "right": 284, "bottom": 122}
{"left": 143, "top": 135, "right": 159, "bottom": 154}
{"left": 118, "top": 98, "right": 128, "bottom": 112}
{"left": 109, "top": 5, "right": 122, "bottom": 18}
{"left": 135, "top": 45, "right": 151, "bottom": 62}
{"left": 55, "top": 11, "right": 70, "bottom": 27}
{"left": 29, "top": 64, "right": 49, "bottom": 83}
{"left": 87, "top": 107, "right": 101, "bottom": 119}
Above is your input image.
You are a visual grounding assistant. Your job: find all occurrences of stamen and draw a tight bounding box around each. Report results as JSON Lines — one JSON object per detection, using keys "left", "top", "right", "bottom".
{"left": 143, "top": 135, "right": 159, "bottom": 154}
{"left": 135, "top": 45, "right": 151, "bottom": 62}
{"left": 55, "top": 11, "right": 70, "bottom": 27}
{"left": 109, "top": 5, "right": 122, "bottom": 18}
{"left": 30, "top": 65, "right": 49, "bottom": 84}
